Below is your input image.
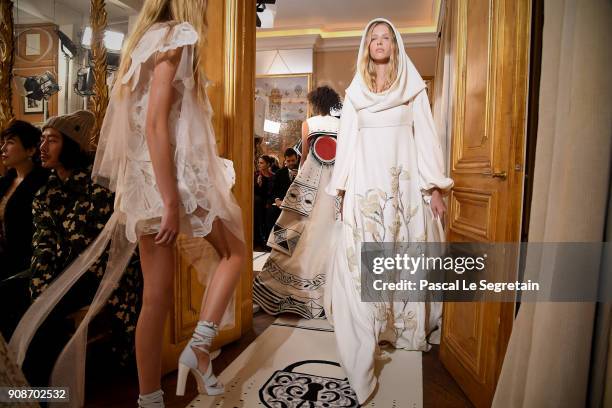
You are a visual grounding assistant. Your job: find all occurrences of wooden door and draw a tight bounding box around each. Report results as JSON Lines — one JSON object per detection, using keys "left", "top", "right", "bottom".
{"left": 161, "top": 0, "right": 255, "bottom": 374}
{"left": 440, "top": 0, "right": 531, "bottom": 406}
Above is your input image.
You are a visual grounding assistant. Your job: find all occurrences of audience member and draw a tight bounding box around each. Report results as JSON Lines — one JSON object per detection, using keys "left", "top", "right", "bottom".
{"left": 22, "top": 111, "right": 143, "bottom": 386}
{"left": 254, "top": 155, "right": 276, "bottom": 249}
{"left": 0, "top": 120, "right": 49, "bottom": 339}
{"left": 0, "top": 121, "right": 49, "bottom": 280}
{"left": 272, "top": 148, "right": 299, "bottom": 208}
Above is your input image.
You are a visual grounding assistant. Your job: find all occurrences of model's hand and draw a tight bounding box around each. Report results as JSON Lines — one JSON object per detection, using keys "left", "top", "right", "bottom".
{"left": 156, "top": 204, "right": 179, "bottom": 246}
{"left": 430, "top": 189, "right": 447, "bottom": 221}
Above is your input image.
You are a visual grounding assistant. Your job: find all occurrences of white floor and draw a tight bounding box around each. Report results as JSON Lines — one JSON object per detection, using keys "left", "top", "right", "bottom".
{"left": 189, "top": 316, "right": 423, "bottom": 407}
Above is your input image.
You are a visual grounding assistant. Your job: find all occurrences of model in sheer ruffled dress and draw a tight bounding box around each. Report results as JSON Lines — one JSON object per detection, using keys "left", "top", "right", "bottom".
{"left": 9, "top": 1, "right": 245, "bottom": 407}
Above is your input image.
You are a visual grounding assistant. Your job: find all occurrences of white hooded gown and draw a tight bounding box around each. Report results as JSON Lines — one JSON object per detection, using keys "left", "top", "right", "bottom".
{"left": 323, "top": 18, "right": 454, "bottom": 403}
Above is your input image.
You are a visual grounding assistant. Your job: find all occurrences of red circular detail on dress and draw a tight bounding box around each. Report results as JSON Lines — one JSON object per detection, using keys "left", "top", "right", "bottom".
{"left": 313, "top": 136, "right": 337, "bottom": 162}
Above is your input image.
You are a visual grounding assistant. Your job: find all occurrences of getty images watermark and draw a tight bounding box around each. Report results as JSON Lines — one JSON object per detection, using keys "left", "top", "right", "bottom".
{"left": 360, "top": 242, "right": 611, "bottom": 302}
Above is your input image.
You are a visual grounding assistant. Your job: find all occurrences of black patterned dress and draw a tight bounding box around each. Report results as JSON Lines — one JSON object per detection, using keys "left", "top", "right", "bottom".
{"left": 29, "top": 167, "right": 142, "bottom": 364}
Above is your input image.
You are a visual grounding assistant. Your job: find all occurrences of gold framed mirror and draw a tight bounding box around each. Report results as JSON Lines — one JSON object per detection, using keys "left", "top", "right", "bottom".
{"left": 0, "top": 0, "right": 15, "bottom": 135}
{"left": 0, "top": 0, "right": 110, "bottom": 133}
{"left": 88, "top": 0, "right": 108, "bottom": 150}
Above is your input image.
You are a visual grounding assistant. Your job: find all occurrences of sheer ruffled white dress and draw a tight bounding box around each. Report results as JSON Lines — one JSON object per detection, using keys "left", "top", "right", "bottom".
{"left": 323, "top": 18, "right": 454, "bottom": 404}
{"left": 96, "top": 22, "right": 243, "bottom": 244}
{"left": 9, "top": 22, "right": 243, "bottom": 408}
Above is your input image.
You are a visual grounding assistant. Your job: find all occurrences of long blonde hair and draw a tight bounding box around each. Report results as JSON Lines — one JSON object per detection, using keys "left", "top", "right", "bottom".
{"left": 116, "top": 0, "right": 208, "bottom": 100}
{"left": 359, "top": 21, "right": 399, "bottom": 93}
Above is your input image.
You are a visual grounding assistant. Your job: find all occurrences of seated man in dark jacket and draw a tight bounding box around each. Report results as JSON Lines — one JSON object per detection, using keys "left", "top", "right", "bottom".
{"left": 272, "top": 148, "right": 299, "bottom": 208}
{"left": 268, "top": 148, "right": 299, "bottom": 232}
{"left": 21, "top": 111, "right": 142, "bottom": 386}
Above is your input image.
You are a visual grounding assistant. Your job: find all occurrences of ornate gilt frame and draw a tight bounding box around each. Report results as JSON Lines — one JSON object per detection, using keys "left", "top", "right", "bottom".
{"left": 88, "top": 0, "right": 109, "bottom": 150}
{"left": 0, "top": 0, "right": 15, "bottom": 131}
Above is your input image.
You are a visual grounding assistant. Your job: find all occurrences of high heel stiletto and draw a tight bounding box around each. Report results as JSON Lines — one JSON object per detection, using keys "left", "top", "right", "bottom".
{"left": 176, "top": 321, "right": 224, "bottom": 396}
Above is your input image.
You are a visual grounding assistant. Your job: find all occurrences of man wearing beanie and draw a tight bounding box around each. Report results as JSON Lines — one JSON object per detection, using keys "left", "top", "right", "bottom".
{"left": 22, "top": 110, "right": 143, "bottom": 386}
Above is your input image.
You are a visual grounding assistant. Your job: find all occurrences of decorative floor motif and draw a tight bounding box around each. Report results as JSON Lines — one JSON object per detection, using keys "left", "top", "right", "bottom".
{"left": 259, "top": 360, "right": 358, "bottom": 407}
{"left": 189, "top": 317, "right": 423, "bottom": 408}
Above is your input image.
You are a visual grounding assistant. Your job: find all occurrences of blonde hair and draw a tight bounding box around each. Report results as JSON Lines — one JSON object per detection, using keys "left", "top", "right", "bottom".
{"left": 359, "top": 21, "right": 399, "bottom": 93}
{"left": 116, "top": 0, "right": 208, "bottom": 101}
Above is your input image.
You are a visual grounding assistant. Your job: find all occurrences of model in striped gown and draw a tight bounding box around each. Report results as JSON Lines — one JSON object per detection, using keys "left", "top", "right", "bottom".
{"left": 254, "top": 86, "right": 342, "bottom": 319}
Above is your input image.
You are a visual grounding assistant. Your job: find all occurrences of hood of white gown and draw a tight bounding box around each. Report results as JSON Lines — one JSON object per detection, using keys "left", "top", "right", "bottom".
{"left": 346, "top": 18, "right": 426, "bottom": 112}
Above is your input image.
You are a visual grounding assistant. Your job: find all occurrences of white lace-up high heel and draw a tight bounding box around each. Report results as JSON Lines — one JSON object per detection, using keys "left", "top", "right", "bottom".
{"left": 176, "top": 320, "right": 224, "bottom": 396}
{"left": 137, "top": 389, "right": 164, "bottom": 407}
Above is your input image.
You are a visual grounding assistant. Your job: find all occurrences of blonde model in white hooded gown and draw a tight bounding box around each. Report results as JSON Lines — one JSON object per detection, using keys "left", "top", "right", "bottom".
{"left": 323, "top": 18, "right": 454, "bottom": 403}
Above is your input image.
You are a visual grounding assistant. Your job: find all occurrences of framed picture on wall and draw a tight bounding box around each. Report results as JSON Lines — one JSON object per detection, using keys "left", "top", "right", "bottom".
{"left": 24, "top": 97, "right": 44, "bottom": 114}
{"left": 255, "top": 73, "right": 312, "bottom": 165}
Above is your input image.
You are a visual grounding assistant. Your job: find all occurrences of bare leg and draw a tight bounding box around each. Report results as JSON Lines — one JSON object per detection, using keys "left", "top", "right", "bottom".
{"left": 193, "top": 218, "right": 245, "bottom": 372}
{"left": 136, "top": 234, "right": 175, "bottom": 394}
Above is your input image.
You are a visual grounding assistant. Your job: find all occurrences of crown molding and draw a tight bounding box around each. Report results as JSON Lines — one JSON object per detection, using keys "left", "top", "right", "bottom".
{"left": 256, "top": 34, "right": 320, "bottom": 51}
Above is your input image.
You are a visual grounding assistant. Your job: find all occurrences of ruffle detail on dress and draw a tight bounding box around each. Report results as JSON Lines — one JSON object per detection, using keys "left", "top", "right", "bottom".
{"left": 121, "top": 22, "right": 199, "bottom": 91}
{"left": 159, "top": 23, "right": 199, "bottom": 53}
{"left": 95, "top": 21, "right": 243, "bottom": 245}
{"left": 218, "top": 157, "right": 236, "bottom": 187}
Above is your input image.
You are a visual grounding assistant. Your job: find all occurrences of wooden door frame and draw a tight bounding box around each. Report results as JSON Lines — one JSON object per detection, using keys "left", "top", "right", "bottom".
{"left": 224, "top": 0, "right": 256, "bottom": 335}
{"left": 440, "top": 0, "right": 532, "bottom": 406}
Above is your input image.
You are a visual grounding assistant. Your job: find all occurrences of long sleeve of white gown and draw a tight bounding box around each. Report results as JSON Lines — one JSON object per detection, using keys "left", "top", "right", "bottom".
{"left": 325, "top": 96, "right": 359, "bottom": 196}
{"left": 413, "top": 90, "right": 454, "bottom": 202}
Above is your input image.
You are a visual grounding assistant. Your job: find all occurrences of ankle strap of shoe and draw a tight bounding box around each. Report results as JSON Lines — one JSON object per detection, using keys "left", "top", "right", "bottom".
{"left": 138, "top": 389, "right": 164, "bottom": 407}
{"left": 191, "top": 320, "right": 219, "bottom": 354}
{"left": 195, "top": 320, "right": 219, "bottom": 338}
